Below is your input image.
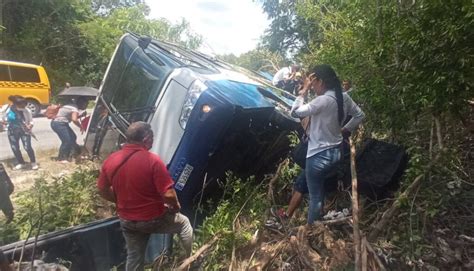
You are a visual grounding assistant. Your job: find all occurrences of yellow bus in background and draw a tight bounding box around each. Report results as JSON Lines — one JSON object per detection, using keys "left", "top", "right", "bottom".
{"left": 0, "top": 60, "right": 51, "bottom": 116}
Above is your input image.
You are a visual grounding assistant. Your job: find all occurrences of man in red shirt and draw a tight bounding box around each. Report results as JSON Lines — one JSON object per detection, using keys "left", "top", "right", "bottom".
{"left": 97, "top": 122, "right": 193, "bottom": 271}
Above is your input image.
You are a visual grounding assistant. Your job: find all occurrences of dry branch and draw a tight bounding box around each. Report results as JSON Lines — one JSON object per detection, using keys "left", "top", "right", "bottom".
{"left": 367, "top": 154, "right": 441, "bottom": 242}
{"left": 361, "top": 240, "right": 368, "bottom": 271}
{"left": 30, "top": 191, "right": 44, "bottom": 269}
{"left": 322, "top": 216, "right": 352, "bottom": 225}
{"left": 289, "top": 226, "right": 321, "bottom": 270}
{"left": 362, "top": 237, "right": 387, "bottom": 271}
{"left": 176, "top": 235, "right": 220, "bottom": 271}
{"left": 267, "top": 159, "right": 288, "bottom": 203}
{"left": 350, "top": 138, "right": 362, "bottom": 271}
{"left": 289, "top": 216, "right": 352, "bottom": 233}
{"left": 249, "top": 240, "right": 286, "bottom": 271}
{"left": 434, "top": 115, "right": 444, "bottom": 150}
{"left": 368, "top": 173, "right": 423, "bottom": 242}
{"left": 459, "top": 235, "right": 474, "bottom": 243}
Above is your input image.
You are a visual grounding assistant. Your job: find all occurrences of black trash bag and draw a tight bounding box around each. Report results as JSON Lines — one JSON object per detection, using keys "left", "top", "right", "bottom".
{"left": 355, "top": 139, "right": 408, "bottom": 199}
{"left": 326, "top": 139, "right": 408, "bottom": 200}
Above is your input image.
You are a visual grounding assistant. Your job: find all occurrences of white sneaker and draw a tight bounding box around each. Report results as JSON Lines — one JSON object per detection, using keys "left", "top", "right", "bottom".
{"left": 14, "top": 164, "right": 25, "bottom": 170}
{"left": 31, "top": 163, "right": 39, "bottom": 170}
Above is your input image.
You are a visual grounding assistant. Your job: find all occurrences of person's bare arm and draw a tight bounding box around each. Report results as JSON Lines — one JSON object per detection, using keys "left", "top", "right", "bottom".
{"left": 98, "top": 186, "right": 116, "bottom": 203}
{"left": 163, "top": 188, "right": 181, "bottom": 213}
{"left": 70, "top": 111, "right": 84, "bottom": 132}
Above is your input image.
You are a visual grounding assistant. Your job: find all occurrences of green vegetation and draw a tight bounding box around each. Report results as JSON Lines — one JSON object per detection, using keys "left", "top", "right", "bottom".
{"left": 0, "top": 0, "right": 472, "bottom": 269}
{"left": 199, "top": 1, "right": 473, "bottom": 269}
{"left": 0, "top": 0, "right": 201, "bottom": 92}
{"left": 194, "top": 173, "right": 268, "bottom": 269}
{"left": 0, "top": 166, "right": 103, "bottom": 245}
{"left": 219, "top": 48, "right": 286, "bottom": 73}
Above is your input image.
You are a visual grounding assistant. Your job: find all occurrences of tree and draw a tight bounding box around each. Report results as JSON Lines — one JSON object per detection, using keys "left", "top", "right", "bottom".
{"left": 1, "top": 0, "right": 93, "bottom": 89}
{"left": 295, "top": 0, "right": 473, "bottom": 133}
{"left": 0, "top": 1, "right": 202, "bottom": 90}
{"left": 78, "top": 4, "right": 201, "bottom": 85}
{"left": 90, "top": 0, "right": 143, "bottom": 15}
{"left": 219, "top": 48, "right": 285, "bottom": 73}
{"left": 256, "top": 0, "right": 319, "bottom": 56}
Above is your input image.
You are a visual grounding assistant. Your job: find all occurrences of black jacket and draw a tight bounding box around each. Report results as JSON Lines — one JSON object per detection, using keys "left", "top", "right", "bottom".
{"left": 0, "top": 163, "right": 14, "bottom": 217}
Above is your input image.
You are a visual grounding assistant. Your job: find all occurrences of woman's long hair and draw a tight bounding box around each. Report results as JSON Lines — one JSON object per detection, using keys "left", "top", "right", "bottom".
{"left": 8, "top": 95, "right": 27, "bottom": 108}
{"left": 312, "top": 64, "right": 344, "bottom": 125}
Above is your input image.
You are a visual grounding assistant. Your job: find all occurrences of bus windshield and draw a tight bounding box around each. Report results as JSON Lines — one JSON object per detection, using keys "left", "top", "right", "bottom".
{"left": 101, "top": 35, "right": 175, "bottom": 123}
{"left": 85, "top": 34, "right": 176, "bottom": 156}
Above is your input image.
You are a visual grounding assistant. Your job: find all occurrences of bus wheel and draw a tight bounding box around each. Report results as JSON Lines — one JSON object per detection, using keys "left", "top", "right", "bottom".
{"left": 26, "top": 99, "right": 41, "bottom": 117}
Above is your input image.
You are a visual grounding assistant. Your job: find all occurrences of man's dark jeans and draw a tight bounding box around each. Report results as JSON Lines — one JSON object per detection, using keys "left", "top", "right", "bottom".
{"left": 51, "top": 121, "right": 79, "bottom": 161}
{"left": 120, "top": 212, "right": 193, "bottom": 271}
{"left": 7, "top": 128, "right": 35, "bottom": 164}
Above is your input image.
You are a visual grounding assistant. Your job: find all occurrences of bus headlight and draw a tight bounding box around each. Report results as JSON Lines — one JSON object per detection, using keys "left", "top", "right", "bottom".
{"left": 179, "top": 80, "right": 208, "bottom": 129}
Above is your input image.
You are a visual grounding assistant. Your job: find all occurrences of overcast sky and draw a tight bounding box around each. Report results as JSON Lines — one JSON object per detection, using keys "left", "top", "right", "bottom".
{"left": 145, "top": 0, "right": 269, "bottom": 56}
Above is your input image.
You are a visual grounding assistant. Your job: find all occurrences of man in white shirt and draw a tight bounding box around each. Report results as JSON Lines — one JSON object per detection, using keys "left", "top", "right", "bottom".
{"left": 272, "top": 64, "right": 300, "bottom": 89}
{"left": 342, "top": 79, "right": 353, "bottom": 94}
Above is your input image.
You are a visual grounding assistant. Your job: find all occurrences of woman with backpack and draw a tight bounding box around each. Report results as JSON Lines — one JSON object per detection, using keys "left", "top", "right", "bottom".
{"left": 50, "top": 96, "right": 88, "bottom": 163}
{"left": 290, "top": 64, "right": 365, "bottom": 224}
{"left": 5, "top": 95, "right": 38, "bottom": 170}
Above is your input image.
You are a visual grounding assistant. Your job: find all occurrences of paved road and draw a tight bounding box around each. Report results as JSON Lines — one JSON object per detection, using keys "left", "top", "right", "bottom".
{"left": 0, "top": 116, "right": 84, "bottom": 161}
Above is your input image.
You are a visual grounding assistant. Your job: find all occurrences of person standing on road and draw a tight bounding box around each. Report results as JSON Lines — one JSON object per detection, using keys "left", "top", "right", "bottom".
{"left": 5, "top": 95, "right": 38, "bottom": 170}
{"left": 50, "top": 97, "right": 88, "bottom": 163}
{"left": 97, "top": 122, "right": 193, "bottom": 271}
{"left": 0, "top": 163, "right": 14, "bottom": 271}
{"left": 291, "top": 64, "right": 365, "bottom": 224}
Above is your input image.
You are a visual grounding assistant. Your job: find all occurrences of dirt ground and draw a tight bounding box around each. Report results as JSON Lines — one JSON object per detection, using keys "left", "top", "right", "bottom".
{"left": 1, "top": 148, "right": 86, "bottom": 192}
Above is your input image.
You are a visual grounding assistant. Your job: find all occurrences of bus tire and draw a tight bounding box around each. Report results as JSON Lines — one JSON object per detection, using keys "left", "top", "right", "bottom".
{"left": 26, "top": 99, "right": 41, "bottom": 117}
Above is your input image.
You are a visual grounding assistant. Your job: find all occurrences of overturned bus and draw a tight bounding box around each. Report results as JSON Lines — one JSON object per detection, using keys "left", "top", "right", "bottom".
{"left": 85, "top": 33, "right": 300, "bottom": 214}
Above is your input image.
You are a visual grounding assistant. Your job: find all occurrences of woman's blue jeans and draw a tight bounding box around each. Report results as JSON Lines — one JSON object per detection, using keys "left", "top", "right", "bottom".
{"left": 51, "top": 121, "right": 79, "bottom": 161}
{"left": 7, "top": 129, "right": 36, "bottom": 164}
{"left": 305, "top": 147, "right": 341, "bottom": 224}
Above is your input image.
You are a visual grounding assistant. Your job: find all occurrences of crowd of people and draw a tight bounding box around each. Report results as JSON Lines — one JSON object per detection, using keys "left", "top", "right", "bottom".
{"left": 1, "top": 93, "right": 90, "bottom": 170}
{"left": 0, "top": 64, "right": 363, "bottom": 270}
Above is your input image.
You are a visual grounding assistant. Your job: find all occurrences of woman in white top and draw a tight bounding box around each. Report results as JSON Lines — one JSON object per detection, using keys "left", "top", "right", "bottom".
{"left": 6, "top": 95, "right": 38, "bottom": 170}
{"left": 50, "top": 97, "right": 88, "bottom": 163}
{"left": 291, "top": 64, "right": 365, "bottom": 224}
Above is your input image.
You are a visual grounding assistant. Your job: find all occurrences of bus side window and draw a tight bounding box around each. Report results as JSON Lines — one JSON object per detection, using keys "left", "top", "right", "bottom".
{"left": 9, "top": 66, "right": 40, "bottom": 83}
{"left": 0, "top": 64, "right": 10, "bottom": 81}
